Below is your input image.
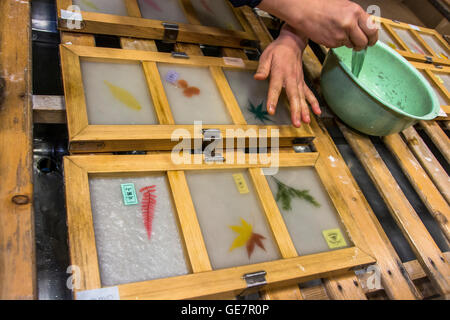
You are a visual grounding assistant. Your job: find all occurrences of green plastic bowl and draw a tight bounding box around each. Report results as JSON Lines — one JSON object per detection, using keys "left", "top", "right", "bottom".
{"left": 320, "top": 41, "right": 440, "bottom": 136}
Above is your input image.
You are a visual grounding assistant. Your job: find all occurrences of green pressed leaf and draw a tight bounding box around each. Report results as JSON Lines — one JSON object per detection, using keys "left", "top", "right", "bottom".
{"left": 248, "top": 100, "right": 272, "bottom": 124}
{"left": 272, "top": 176, "right": 320, "bottom": 211}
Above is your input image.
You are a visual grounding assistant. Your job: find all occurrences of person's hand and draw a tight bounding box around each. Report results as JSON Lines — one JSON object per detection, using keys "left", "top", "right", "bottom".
{"left": 254, "top": 24, "right": 320, "bottom": 127}
{"left": 258, "top": 0, "right": 379, "bottom": 51}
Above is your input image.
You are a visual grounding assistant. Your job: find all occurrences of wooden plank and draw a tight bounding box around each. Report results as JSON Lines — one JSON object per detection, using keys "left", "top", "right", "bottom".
{"left": 116, "top": 247, "right": 373, "bottom": 300}
{"left": 167, "top": 171, "right": 212, "bottom": 273}
{"left": 419, "top": 121, "right": 450, "bottom": 164}
{"left": 248, "top": 168, "right": 298, "bottom": 258}
{"left": 63, "top": 158, "right": 102, "bottom": 291}
{"left": 383, "top": 134, "right": 450, "bottom": 241}
{"left": 210, "top": 66, "right": 247, "bottom": 125}
{"left": 32, "top": 95, "right": 66, "bottom": 124}
{"left": 402, "top": 126, "right": 450, "bottom": 204}
{"left": 338, "top": 123, "right": 450, "bottom": 299}
{"left": 0, "top": 0, "right": 35, "bottom": 300}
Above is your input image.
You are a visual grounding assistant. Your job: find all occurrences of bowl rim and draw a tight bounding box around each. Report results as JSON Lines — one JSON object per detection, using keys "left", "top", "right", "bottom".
{"left": 330, "top": 41, "right": 441, "bottom": 121}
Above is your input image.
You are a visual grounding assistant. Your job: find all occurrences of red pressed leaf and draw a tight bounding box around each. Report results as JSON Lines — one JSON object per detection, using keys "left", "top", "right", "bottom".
{"left": 140, "top": 185, "right": 157, "bottom": 240}
{"left": 143, "top": 0, "right": 162, "bottom": 12}
{"left": 200, "top": 0, "right": 214, "bottom": 14}
{"left": 183, "top": 87, "right": 200, "bottom": 97}
{"left": 246, "top": 232, "right": 266, "bottom": 258}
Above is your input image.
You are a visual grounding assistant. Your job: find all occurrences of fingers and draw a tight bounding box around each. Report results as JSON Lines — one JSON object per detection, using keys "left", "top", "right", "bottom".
{"left": 349, "top": 21, "right": 369, "bottom": 51}
{"left": 254, "top": 50, "right": 273, "bottom": 81}
{"left": 285, "top": 76, "right": 301, "bottom": 127}
{"left": 358, "top": 13, "right": 379, "bottom": 46}
{"left": 267, "top": 71, "right": 283, "bottom": 116}
{"left": 304, "top": 83, "right": 321, "bottom": 116}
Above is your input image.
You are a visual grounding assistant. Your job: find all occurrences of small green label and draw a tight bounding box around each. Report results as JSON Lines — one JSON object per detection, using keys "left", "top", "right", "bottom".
{"left": 121, "top": 183, "right": 138, "bottom": 206}
{"left": 322, "top": 228, "right": 347, "bottom": 249}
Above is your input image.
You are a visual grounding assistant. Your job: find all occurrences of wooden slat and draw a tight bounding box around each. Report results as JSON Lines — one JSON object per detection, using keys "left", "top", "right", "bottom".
{"left": 32, "top": 95, "right": 66, "bottom": 124}
{"left": 116, "top": 246, "right": 373, "bottom": 299}
{"left": 63, "top": 158, "right": 102, "bottom": 291}
{"left": 143, "top": 62, "right": 175, "bottom": 124}
{"left": 383, "top": 134, "right": 450, "bottom": 241}
{"left": 61, "top": 33, "right": 95, "bottom": 46}
{"left": 338, "top": 123, "right": 450, "bottom": 299}
{"left": 0, "top": 0, "right": 35, "bottom": 299}
{"left": 402, "top": 126, "right": 450, "bottom": 204}
{"left": 210, "top": 66, "right": 247, "bottom": 124}
{"left": 124, "top": 0, "right": 141, "bottom": 18}
{"left": 120, "top": 38, "right": 157, "bottom": 51}
{"left": 248, "top": 168, "right": 298, "bottom": 258}
{"left": 419, "top": 121, "right": 450, "bottom": 164}
{"left": 302, "top": 46, "right": 421, "bottom": 300}
{"left": 167, "top": 171, "right": 212, "bottom": 273}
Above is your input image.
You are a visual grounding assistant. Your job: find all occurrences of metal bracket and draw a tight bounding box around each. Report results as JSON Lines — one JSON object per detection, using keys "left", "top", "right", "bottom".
{"left": 171, "top": 51, "right": 189, "bottom": 59}
{"left": 425, "top": 56, "right": 433, "bottom": 64}
{"left": 237, "top": 271, "right": 267, "bottom": 297}
{"left": 434, "top": 64, "right": 444, "bottom": 69}
{"left": 392, "top": 19, "right": 400, "bottom": 24}
{"left": 162, "top": 22, "right": 179, "bottom": 43}
{"left": 202, "top": 129, "right": 222, "bottom": 142}
{"left": 204, "top": 151, "right": 225, "bottom": 163}
{"left": 293, "top": 145, "right": 312, "bottom": 153}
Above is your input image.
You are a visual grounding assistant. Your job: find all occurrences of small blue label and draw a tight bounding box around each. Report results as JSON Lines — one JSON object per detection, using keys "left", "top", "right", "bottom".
{"left": 121, "top": 183, "right": 138, "bottom": 206}
{"left": 165, "top": 70, "right": 179, "bottom": 84}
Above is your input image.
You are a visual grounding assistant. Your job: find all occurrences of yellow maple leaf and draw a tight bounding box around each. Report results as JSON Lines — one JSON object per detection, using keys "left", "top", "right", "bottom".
{"left": 104, "top": 80, "right": 142, "bottom": 111}
{"left": 229, "top": 218, "right": 253, "bottom": 252}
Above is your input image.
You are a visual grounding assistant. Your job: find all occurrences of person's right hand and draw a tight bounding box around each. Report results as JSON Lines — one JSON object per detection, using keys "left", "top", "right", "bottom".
{"left": 258, "top": 0, "right": 379, "bottom": 51}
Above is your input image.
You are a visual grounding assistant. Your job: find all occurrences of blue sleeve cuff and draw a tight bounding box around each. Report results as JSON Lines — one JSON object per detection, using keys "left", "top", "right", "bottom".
{"left": 228, "top": 0, "right": 263, "bottom": 8}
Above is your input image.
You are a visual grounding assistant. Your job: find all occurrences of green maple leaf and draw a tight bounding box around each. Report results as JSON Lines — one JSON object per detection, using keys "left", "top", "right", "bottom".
{"left": 272, "top": 176, "right": 320, "bottom": 211}
{"left": 248, "top": 100, "right": 273, "bottom": 124}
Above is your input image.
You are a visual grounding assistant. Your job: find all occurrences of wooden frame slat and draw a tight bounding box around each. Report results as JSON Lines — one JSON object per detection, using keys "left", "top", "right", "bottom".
{"left": 64, "top": 158, "right": 102, "bottom": 290}
{"left": 115, "top": 247, "right": 372, "bottom": 300}
{"left": 167, "top": 170, "right": 212, "bottom": 273}
{"left": 56, "top": 0, "right": 259, "bottom": 49}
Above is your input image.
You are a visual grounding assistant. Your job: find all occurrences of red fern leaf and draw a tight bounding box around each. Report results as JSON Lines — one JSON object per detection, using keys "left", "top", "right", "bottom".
{"left": 140, "top": 185, "right": 157, "bottom": 240}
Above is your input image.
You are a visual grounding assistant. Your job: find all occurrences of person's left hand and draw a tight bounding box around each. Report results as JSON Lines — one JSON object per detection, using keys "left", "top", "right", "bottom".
{"left": 254, "top": 24, "right": 321, "bottom": 127}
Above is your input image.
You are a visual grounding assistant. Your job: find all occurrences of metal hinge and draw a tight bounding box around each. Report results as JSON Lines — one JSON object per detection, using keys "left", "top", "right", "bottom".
{"left": 392, "top": 19, "right": 400, "bottom": 24}
{"left": 202, "top": 129, "right": 222, "bottom": 142}
{"left": 162, "top": 22, "right": 179, "bottom": 43}
{"left": 171, "top": 51, "right": 189, "bottom": 59}
{"left": 237, "top": 271, "right": 267, "bottom": 298}
{"left": 425, "top": 56, "right": 433, "bottom": 64}
{"left": 293, "top": 145, "right": 312, "bottom": 153}
{"left": 204, "top": 152, "right": 225, "bottom": 163}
